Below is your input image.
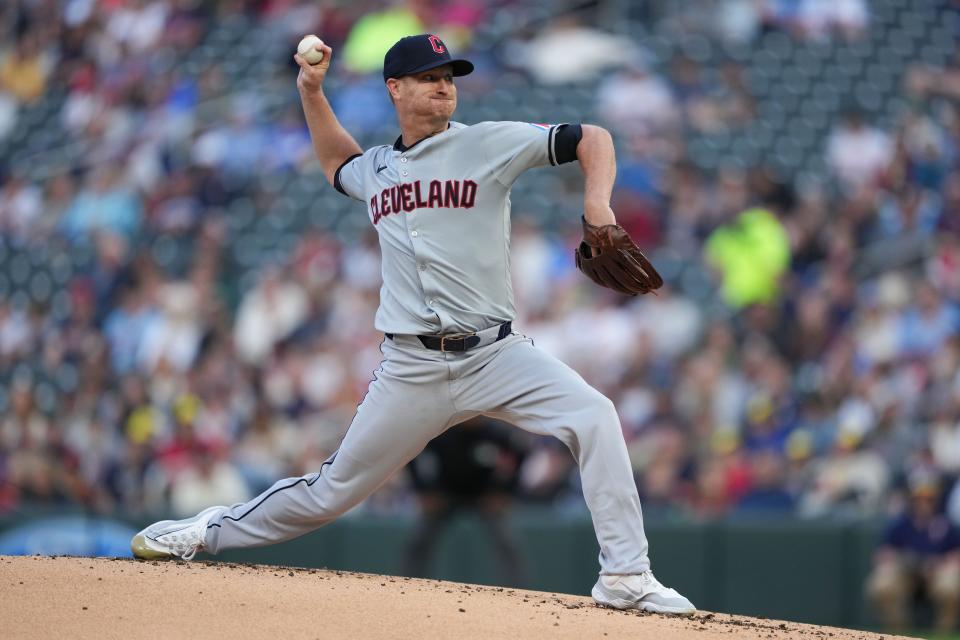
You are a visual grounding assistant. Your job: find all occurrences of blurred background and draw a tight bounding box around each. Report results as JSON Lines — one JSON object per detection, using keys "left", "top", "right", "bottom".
{"left": 1, "top": 0, "right": 959, "bottom": 634}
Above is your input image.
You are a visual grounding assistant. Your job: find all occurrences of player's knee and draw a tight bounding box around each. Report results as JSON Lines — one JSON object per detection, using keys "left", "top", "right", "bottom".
{"left": 573, "top": 391, "right": 620, "bottom": 437}
{"left": 591, "top": 391, "right": 619, "bottom": 424}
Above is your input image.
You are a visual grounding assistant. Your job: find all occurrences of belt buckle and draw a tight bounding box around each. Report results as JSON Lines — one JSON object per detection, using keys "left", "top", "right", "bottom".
{"left": 440, "top": 332, "right": 474, "bottom": 352}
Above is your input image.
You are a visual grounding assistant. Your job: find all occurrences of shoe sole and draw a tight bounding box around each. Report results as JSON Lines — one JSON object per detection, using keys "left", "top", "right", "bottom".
{"left": 592, "top": 585, "right": 696, "bottom": 616}
{"left": 131, "top": 533, "right": 176, "bottom": 560}
{"left": 131, "top": 519, "right": 178, "bottom": 560}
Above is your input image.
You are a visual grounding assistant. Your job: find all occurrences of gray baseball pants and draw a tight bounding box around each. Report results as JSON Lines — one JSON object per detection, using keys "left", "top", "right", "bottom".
{"left": 204, "top": 333, "right": 651, "bottom": 575}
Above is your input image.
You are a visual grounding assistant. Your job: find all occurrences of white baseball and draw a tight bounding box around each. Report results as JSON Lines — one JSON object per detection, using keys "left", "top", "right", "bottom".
{"left": 298, "top": 35, "right": 324, "bottom": 65}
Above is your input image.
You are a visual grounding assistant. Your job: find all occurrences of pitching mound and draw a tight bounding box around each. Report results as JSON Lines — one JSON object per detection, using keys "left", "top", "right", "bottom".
{"left": 1, "top": 556, "right": 914, "bottom": 639}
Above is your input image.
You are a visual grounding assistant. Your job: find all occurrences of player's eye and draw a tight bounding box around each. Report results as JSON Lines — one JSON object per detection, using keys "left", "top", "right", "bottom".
{"left": 420, "top": 73, "right": 453, "bottom": 83}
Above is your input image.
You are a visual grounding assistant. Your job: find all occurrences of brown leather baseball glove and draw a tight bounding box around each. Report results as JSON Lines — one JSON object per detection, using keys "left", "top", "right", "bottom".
{"left": 574, "top": 216, "right": 663, "bottom": 296}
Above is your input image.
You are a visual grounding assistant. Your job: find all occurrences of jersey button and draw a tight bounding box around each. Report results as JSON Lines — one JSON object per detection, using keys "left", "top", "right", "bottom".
{"left": 401, "top": 157, "right": 408, "bottom": 163}
{"left": 402, "top": 171, "right": 408, "bottom": 176}
{"left": 411, "top": 230, "right": 419, "bottom": 237}
{"left": 429, "top": 298, "right": 438, "bottom": 306}
{"left": 418, "top": 263, "right": 427, "bottom": 271}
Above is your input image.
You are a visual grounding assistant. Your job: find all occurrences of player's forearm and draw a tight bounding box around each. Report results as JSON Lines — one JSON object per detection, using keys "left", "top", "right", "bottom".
{"left": 577, "top": 125, "right": 617, "bottom": 226}
{"left": 299, "top": 89, "right": 363, "bottom": 185}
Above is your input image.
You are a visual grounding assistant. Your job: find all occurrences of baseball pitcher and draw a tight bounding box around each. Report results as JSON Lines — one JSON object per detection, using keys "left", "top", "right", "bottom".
{"left": 132, "top": 34, "right": 692, "bottom": 615}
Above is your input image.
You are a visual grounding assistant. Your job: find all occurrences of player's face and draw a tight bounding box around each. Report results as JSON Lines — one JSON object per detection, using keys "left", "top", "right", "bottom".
{"left": 394, "top": 64, "right": 457, "bottom": 121}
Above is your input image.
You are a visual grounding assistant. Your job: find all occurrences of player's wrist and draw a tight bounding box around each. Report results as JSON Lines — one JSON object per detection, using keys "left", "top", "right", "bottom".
{"left": 298, "top": 81, "right": 325, "bottom": 95}
{"left": 299, "top": 85, "right": 329, "bottom": 104}
{"left": 583, "top": 202, "right": 616, "bottom": 226}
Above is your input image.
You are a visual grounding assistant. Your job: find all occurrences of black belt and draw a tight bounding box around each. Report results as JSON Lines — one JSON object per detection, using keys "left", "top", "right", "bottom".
{"left": 385, "top": 321, "right": 512, "bottom": 352}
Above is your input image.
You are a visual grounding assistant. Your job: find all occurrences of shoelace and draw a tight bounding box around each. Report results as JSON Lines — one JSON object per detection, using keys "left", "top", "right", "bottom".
{"left": 640, "top": 571, "right": 660, "bottom": 585}
{"left": 159, "top": 529, "right": 203, "bottom": 560}
{"left": 639, "top": 571, "right": 669, "bottom": 593}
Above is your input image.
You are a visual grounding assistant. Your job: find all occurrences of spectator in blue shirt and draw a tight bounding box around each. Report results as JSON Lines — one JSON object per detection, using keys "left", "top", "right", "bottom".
{"left": 60, "top": 166, "right": 142, "bottom": 242}
{"left": 735, "top": 449, "right": 796, "bottom": 514}
{"left": 898, "top": 281, "right": 959, "bottom": 359}
{"left": 866, "top": 470, "right": 960, "bottom": 633}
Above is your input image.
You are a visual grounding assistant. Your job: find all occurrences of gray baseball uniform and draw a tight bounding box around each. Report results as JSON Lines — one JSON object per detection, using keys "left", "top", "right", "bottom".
{"left": 203, "top": 120, "right": 652, "bottom": 576}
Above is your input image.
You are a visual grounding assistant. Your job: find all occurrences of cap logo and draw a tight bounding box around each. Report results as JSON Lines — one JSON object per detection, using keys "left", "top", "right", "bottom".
{"left": 428, "top": 35, "right": 446, "bottom": 54}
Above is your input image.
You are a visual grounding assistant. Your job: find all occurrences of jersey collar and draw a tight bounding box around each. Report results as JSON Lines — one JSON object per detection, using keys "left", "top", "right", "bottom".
{"left": 393, "top": 122, "right": 456, "bottom": 152}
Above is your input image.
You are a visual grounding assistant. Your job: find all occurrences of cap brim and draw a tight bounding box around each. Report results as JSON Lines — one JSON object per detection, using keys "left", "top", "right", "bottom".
{"left": 394, "top": 58, "right": 474, "bottom": 79}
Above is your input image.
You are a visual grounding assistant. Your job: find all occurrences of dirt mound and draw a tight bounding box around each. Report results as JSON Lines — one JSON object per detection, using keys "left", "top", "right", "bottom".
{"left": 0, "top": 556, "right": 914, "bottom": 639}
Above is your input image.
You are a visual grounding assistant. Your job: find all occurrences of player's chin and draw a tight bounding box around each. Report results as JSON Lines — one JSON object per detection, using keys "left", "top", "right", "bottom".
{"left": 429, "top": 98, "right": 456, "bottom": 116}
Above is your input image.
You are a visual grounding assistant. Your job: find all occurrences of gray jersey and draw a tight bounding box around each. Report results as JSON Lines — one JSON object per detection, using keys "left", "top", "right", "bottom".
{"left": 335, "top": 120, "right": 566, "bottom": 335}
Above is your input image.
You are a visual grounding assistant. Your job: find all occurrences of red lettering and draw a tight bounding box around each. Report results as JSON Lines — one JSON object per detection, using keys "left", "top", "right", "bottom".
{"left": 428, "top": 180, "right": 443, "bottom": 208}
{"left": 390, "top": 186, "right": 402, "bottom": 214}
{"left": 401, "top": 184, "right": 415, "bottom": 212}
{"left": 380, "top": 189, "right": 391, "bottom": 215}
{"left": 371, "top": 180, "right": 479, "bottom": 221}
{"left": 444, "top": 180, "right": 460, "bottom": 207}
{"left": 461, "top": 180, "right": 477, "bottom": 208}
{"left": 413, "top": 181, "right": 428, "bottom": 208}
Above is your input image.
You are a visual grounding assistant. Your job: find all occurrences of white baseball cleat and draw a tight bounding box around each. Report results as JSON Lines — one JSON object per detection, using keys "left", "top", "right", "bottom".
{"left": 592, "top": 571, "right": 696, "bottom": 615}
{"left": 131, "top": 506, "right": 223, "bottom": 560}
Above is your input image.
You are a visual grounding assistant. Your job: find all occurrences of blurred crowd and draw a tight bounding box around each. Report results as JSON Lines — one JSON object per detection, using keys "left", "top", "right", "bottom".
{"left": 1, "top": 0, "right": 960, "bottom": 541}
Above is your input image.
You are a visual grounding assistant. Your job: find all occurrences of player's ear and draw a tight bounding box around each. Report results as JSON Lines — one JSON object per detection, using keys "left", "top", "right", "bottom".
{"left": 385, "top": 78, "right": 401, "bottom": 103}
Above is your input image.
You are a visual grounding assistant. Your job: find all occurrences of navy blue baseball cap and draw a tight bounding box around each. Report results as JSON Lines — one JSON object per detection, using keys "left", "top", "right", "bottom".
{"left": 383, "top": 34, "right": 474, "bottom": 82}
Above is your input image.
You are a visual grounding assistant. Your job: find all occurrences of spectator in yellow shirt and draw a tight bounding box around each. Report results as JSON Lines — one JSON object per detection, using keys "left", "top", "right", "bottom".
{"left": 342, "top": 2, "right": 427, "bottom": 74}
{"left": 705, "top": 205, "right": 790, "bottom": 308}
{"left": 0, "top": 34, "right": 50, "bottom": 103}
